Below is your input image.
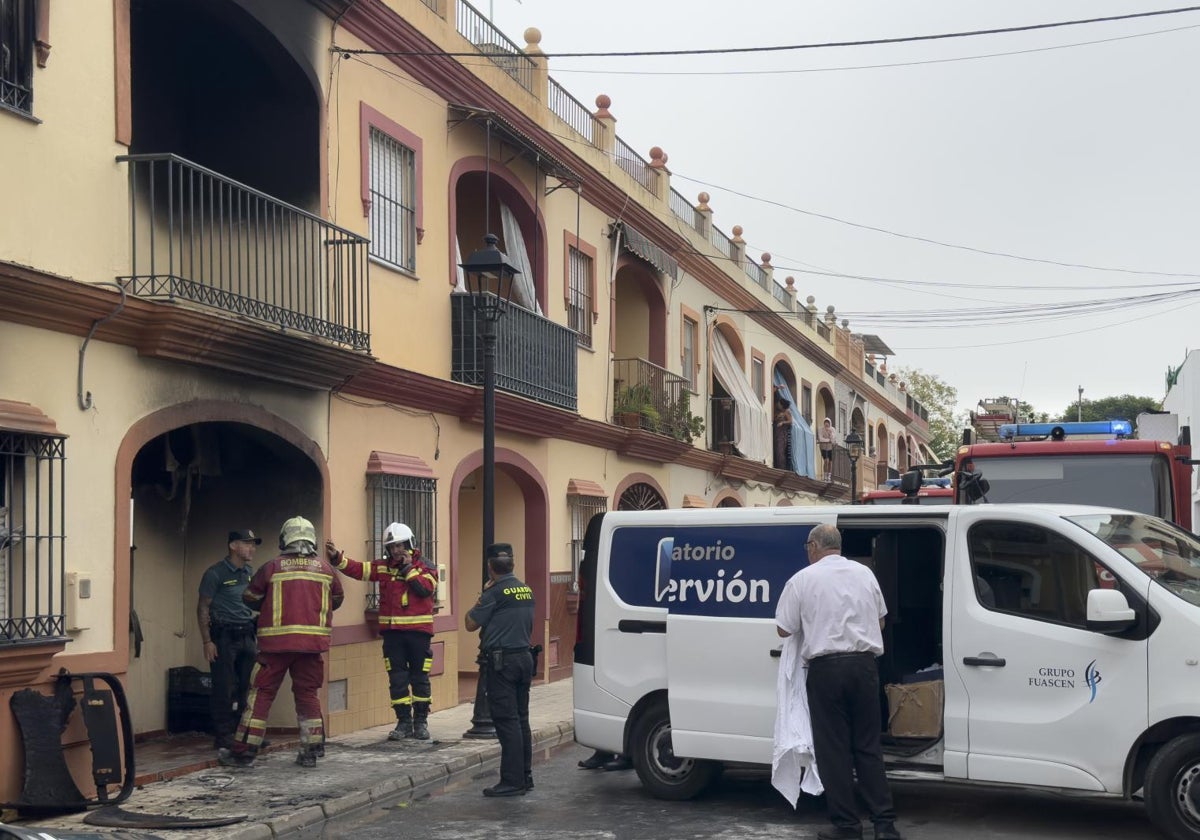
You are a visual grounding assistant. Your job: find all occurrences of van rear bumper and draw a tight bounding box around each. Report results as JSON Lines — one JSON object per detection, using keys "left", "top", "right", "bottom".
{"left": 572, "top": 663, "right": 631, "bottom": 754}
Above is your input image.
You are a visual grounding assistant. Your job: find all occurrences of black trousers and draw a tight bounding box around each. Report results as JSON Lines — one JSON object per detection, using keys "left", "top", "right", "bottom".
{"left": 382, "top": 630, "right": 433, "bottom": 720}
{"left": 806, "top": 653, "right": 896, "bottom": 832}
{"left": 488, "top": 649, "right": 532, "bottom": 787}
{"left": 209, "top": 625, "right": 257, "bottom": 738}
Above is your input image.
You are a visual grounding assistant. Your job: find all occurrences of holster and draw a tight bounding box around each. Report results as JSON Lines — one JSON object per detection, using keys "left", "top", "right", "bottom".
{"left": 489, "top": 649, "right": 506, "bottom": 671}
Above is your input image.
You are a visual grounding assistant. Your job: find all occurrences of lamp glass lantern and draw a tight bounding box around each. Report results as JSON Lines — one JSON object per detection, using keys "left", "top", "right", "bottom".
{"left": 845, "top": 429, "right": 864, "bottom": 463}
{"left": 460, "top": 233, "right": 519, "bottom": 321}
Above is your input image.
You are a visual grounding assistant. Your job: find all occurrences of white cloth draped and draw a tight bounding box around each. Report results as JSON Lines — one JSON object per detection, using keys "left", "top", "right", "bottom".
{"left": 710, "top": 331, "right": 770, "bottom": 464}
{"left": 771, "top": 632, "right": 823, "bottom": 806}
{"left": 499, "top": 202, "right": 542, "bottom": 314}
{"left": 453, "top": 236, "right": 467, "bottom": 292}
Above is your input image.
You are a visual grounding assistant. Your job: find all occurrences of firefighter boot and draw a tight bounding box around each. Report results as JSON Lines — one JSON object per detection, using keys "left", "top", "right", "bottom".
{"left": 410, "top": 703, "right": 431, "bottom": 740}
{"left": 296, "top": 745, "right": 317, "bottom": 768}
{"left": 389, "top": 708, "right": 414, "bottom": 741}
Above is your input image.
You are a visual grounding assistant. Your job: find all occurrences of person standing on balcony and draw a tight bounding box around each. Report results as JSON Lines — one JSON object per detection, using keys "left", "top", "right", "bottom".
{"left": 197, "top": 529, "right": 261, "bottom": 751}
{"left": 325, "top": 522, "right": 438, "bottom": 741}
{"left": 819, "top": 418, "right": 837, "bottom": 482}
{"left": 774, "top": 389, "right": 793, "bottom": 470}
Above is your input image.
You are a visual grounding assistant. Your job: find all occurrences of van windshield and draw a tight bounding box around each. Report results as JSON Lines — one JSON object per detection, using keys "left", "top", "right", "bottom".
{"left": 961, "top": 454, "right": 1171, "bottom": 519}
{"left": 1066, "top": 513, "right": 1200, "bottom": 606}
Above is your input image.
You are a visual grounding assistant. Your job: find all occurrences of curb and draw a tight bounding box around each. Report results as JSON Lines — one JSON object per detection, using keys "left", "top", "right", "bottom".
{"left": 222, "top": 722, "right": 573, "bottom": 839}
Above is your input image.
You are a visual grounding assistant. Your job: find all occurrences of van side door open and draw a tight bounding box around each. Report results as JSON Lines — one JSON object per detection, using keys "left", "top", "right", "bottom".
{"left": 950, "top": 511, "right": 1151, "bottom": 792}
{"left": 665, "top": 517, "right": 832, "bottom": 765}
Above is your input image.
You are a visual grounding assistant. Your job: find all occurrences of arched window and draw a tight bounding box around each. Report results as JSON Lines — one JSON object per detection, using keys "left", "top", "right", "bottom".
{"left": 618, "top": 482, "right": 667, "bottom": 511}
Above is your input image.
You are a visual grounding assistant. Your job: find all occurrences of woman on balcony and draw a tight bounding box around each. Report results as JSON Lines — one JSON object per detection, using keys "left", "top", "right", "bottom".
{"left": 819, "top": 418, "right": 837, "bottom": 482}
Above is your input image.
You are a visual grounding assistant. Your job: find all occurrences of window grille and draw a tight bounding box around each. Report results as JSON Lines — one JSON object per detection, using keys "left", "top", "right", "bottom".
{"left": 368, "top": 127, "right": 417, "bottom": 272}
{"left": 683, "top": 318, "right": 697, "bottom": 392}
{"left": 1, "top": 430, "right": 67, "bottom": 643}
{"left": 567, "top": 245, "right": 593, "bottom": 347}
{"left": 365, "top": 473, "right": 437, "bottom": 609}
{"left": 568, "top": 494, "right": 606, "bottom": 592}
{"left": 0, "top": 0, "right": 34, "bottom": 114}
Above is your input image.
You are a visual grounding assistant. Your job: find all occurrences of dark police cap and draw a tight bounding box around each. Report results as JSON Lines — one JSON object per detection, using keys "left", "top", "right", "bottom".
{"left": 485, "top": 543, "right": 514, "bottom": 560}
{"left": 228, "top": 529, "right": 263, "bottom": 545}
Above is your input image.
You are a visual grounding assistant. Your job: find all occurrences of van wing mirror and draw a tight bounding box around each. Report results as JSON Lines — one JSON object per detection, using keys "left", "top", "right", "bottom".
{"left": 899, "top": 470, "right": 921, "bottom": 496}
{"left": 1086, "top": 588, "right": 1137, "bottom": 635}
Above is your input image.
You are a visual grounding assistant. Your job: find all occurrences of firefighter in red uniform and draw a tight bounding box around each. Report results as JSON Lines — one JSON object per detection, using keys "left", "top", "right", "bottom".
{"left": 220, "top": 515, "right": 343, "bottom": 769}
{"left": 326, "top": 522, "right": 438, "bottom": 740}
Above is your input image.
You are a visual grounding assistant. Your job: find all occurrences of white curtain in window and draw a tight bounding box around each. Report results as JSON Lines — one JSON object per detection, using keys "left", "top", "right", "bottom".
{"left": 453, "top": 237, "right": 467, "bottom": 292}
{"left": 710, "top": 331, "right": 770, "bottom": 464}
{"left": 499, "top": 202, "right": 542, "bottom": 314}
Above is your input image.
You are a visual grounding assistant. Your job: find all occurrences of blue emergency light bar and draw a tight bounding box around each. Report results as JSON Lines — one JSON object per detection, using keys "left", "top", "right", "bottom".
{"left": 998, "top": 420, "right": 1133, "bottom": 440}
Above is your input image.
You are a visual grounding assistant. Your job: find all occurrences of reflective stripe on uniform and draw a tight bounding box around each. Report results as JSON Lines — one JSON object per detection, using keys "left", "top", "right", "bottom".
{"left": 391, "top": 696, "right": 413, "bottom": 706}
{"left": 258, "top": 625, "right": 332, "bottom": 637}
{"left": 379, "top": 615, "right": 433, "bottom": 626}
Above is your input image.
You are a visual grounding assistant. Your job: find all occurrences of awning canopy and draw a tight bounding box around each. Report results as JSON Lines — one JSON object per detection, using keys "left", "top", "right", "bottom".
{"left": 448, "top": 104, "right": 582, "bottom": 185}
{"left": 615, "top": 223, "right": 678, "bottom": 280}
{"left": 861, "top": 334, "right": 895, "bottom": 357}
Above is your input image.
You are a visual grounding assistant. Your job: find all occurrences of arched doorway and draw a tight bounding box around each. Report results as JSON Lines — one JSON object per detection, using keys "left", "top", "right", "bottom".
{"left": 451, "top": 160, "right": 547, "bottom": 312}
{"left": 120, "top": 411, "right": 326, "bottom": 736}
{"left": 613, "top": 257, "right": 668, "bottom": 368}
{"left": 451, "top": 449, "right": 549, "bottom": 684}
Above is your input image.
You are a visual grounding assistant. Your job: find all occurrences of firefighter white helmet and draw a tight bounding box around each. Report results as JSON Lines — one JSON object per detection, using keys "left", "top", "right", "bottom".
{"left": 279, "top": 516, "right": 317, "bottom": 554}
{"left": 382, "top": 522, "right": 415, "bottom": 548}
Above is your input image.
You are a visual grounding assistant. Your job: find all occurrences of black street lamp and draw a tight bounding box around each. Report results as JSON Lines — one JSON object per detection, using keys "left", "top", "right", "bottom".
{"left": 460, "top": 233, "right": 519, "bottom": 739}
{"left": 845, "top": 428, "right": 864, "bottom": 504}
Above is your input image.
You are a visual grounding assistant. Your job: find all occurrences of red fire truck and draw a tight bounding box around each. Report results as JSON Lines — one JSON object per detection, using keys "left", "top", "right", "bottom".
{"left": 953, "top": 417, "right": 1194, "bottom": 531}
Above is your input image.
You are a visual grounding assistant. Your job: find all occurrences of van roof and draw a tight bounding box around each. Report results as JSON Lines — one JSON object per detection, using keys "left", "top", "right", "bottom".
{"left": 600, "top": 503, "right": 1136, "bottom": 525}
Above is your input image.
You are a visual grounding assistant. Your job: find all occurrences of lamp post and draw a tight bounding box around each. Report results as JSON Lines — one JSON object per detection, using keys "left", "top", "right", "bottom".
{"left": 845, "top": 428, "right": 864, "bottom": 504}
{"left": 460, "top": 232, "right": 519, "bottom": 739}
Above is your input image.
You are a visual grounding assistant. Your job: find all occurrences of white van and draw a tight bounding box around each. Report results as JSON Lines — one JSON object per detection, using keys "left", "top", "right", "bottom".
{"left": 572, "top": 504, "right": 1200, "bottom": 840}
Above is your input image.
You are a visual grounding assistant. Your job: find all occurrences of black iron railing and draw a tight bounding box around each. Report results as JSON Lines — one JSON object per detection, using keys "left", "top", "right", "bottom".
{"left": 456, "top": 0, "right": 535, "bottom": 93}
{"left": 710, "top": 396, "right": 736, "bottom": 454}
{"left": 831, "top": 445, "right": 851, "bottom": 486}
{"left": 1, "top": 430, "right": 67, "bottom": 645}
{"left": 614, "top": 136, "right": 656, "bottom": 192}
{"left": 669, "top": 188, "right": 699, "bottom": 230}
{"left": 548, "top": 78, "right": 597, "bottom": 142}
{"left": 116, "top": 154, "right": 370, "bottom": 351}
{"left": 451, "top": 294, "right": 578, "bottom": 411}
{"left": 711, "top": 227, "right": 734, "bottom": 259}
{"left": 612, "top": 358, "right": 694, "bottom": 440}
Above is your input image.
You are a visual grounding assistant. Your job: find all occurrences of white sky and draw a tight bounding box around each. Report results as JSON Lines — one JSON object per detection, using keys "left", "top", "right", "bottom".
{"left": 485, "top": 0, "right": 1196, "bottom": 418}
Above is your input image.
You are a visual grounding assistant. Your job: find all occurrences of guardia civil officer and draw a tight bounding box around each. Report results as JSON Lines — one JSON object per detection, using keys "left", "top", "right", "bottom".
{"left": 465, "top": 543, "right": 535, "bottom": 796}
{"left": 197, "top": 528, "right": 261, "bottom": 750}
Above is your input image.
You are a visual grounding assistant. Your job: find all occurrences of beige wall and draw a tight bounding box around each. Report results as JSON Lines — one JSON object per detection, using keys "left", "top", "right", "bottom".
{"left": 0, "top": 3, "right": 128, "bottom": 284}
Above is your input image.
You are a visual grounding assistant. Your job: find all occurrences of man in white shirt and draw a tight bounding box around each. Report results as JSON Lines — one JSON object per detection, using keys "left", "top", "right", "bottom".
{"left": 776, "top": 523, "right": 901, "bottom": 840}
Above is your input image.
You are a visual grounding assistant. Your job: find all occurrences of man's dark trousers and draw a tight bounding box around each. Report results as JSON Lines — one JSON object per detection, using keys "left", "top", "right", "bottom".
{"left": 806, "top": 652, "right": 896, "bottom": 834}
{"left": 382, "top": 630, "right": 432, "bottom": 718}
{"left": 210, "top": 624, "right": 257, "bottom": 738}
{"left": 488, "top": 649, "right": 533, "bottom": 788}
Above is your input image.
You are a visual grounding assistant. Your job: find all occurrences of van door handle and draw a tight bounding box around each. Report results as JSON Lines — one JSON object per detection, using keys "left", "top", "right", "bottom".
{"left": 963, "top": 655, "right": 1006, "bottom": 667}
{"left": 770, "top": 647, "right": 782, "bottom": 658}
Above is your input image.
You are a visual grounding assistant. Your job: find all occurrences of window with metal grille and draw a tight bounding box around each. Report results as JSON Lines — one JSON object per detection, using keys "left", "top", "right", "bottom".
{"left": 568, "top": 494, "right": 606, "bottom": 592}
{"left": 1, "top": 430, "right": 67, "bottom": 643}
{"left": 365, "top": 473, "right": 437, "bottom": 610}
{"left": 682, "top": 317, "right": 697, "bottom": 392}
{"left": 368, "top": 126, "right": 417, "bottom": 272}
{"left": 567, "top": 245, "right": 593, "bottom": 347}
{"left": 0, "top": 0, "right": 35, "bottom": 115}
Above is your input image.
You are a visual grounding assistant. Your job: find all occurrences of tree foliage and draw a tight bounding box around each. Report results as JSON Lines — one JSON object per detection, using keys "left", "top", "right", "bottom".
{"left": 1055, "top": 394, "right": 1161, "bottom": 424}
{"left": 896, "top": 367, "right": 965, "bottom": 461}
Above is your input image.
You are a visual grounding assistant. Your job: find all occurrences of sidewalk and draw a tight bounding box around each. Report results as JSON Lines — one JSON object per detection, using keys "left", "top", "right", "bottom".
{"left": 16, "top": 678, "right": 576, "bottom": 839}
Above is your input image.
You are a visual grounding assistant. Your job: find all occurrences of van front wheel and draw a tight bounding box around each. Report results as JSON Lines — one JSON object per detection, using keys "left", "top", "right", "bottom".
{"left": 1144, "top": 732, "right": 1200, "bottom": 840}
{"left": 630, "top": 699, "right": 723, "bottom": 801}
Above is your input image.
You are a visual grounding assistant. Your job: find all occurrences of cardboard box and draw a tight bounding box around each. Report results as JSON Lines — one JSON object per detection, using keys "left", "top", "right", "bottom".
{"left": 885, "top": 679, "right": 944, "bottom": 738}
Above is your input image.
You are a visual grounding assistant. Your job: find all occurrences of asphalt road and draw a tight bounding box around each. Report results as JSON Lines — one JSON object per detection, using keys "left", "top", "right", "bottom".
{"left": 319, "top": 742, "right": 1163, "bottom": 840}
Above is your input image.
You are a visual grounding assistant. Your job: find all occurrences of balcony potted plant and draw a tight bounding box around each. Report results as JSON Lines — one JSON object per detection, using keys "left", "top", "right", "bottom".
{"left": 614, "top": 383, "right": 655, "bottom": 430}
{"left": 665, "top": 391, "right": 705, "bottom": 443}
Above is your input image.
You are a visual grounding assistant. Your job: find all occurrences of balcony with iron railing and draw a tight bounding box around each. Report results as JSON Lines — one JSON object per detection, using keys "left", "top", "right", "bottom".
{"left": 116, "top": 154, "right": 371, "bottom": 352}
{"left": 612, "top": 358, "right": 698, "bottom": 442}
{"left": 455, "top": 0, "right": 536, "bottom": 93}
{"left": 614, "top": 136, "right": 657, "bottom": 193}
{"left": 451, "top": 293, "right": 578, "bottom": 411}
